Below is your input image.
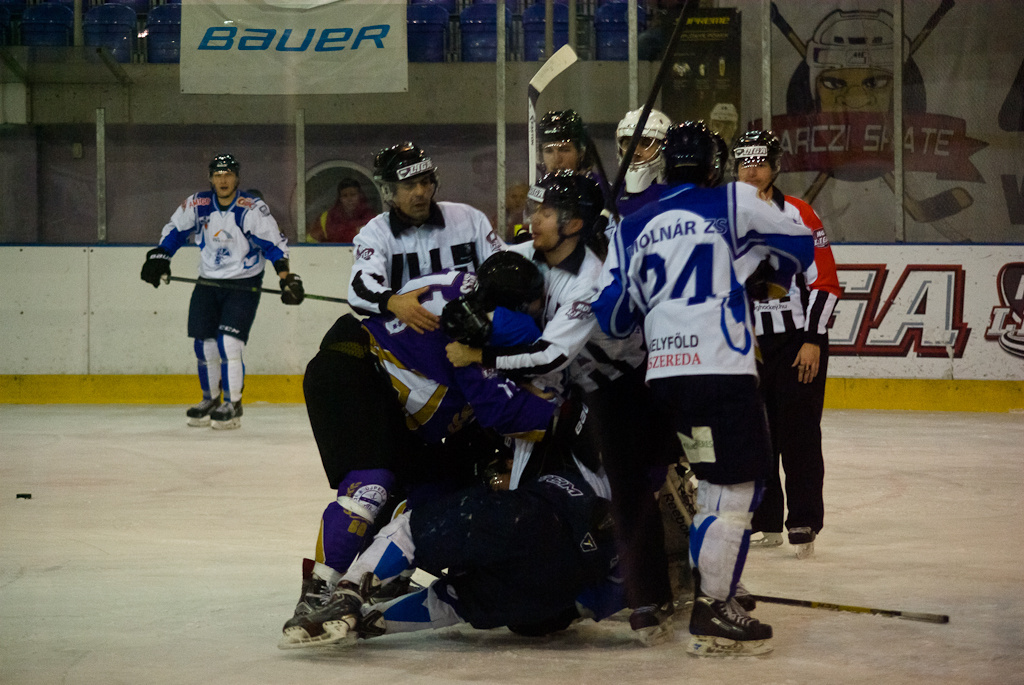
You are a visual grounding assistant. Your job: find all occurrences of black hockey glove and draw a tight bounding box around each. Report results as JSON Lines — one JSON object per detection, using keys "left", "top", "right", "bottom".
{"left": 279, "top": 273, "right": 304, "bottom": 305}
{"left": 745, "top": 258, "right": 777, "bottom": 301}
{"left": 141, "top": 247, "right": 171, "bottom": 287}
{"left": 442, "top": 294, "right": 492, "bottom": 348}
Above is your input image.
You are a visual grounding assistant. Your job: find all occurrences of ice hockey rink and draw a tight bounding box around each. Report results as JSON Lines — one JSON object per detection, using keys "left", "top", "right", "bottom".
{"left": 1, "top": 404, "right": 1021, "bottom": 685}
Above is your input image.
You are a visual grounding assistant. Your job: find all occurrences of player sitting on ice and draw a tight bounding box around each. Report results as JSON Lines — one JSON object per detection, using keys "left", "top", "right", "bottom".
{"left": 282, "top": 252, "right": 560, "bottom": 640}
{"left": 279, "top": 463, "right": 621, "bottom": 649}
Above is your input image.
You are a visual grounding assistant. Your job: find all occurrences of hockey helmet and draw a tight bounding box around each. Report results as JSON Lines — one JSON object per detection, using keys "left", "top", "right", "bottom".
{"left": 709, "top": 131, "right": 727, "bottom": 187}
{"left": 474, "top": 251, "right": 545, "bottom": 313}
{"left": 539, "top": 110, "right": 589, "bottom": 171}
{"left": 209, "top": 154, "right": 240, "bottom": 176}
{"left": 373, "top": 142, "right": 438, "bottom": 204}
{"left": 663, "top": 122, "right": 719, "bottom": 187}
{"left": 527, "top": 171, "right": 603, "bottom": 238}
{"left": 616, "top": 108, "right": 672, "bottom": 194}
{"left": 731, "top": 130, "right": 782, "bottom": 177}
{"left": 806, "top": 9, "right": 902, "bottom": 108}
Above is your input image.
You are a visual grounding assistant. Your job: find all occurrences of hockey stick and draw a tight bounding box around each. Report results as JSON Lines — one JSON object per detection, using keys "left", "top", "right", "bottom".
{"left": 748, "top": 594, "right": 950, "bottom": 624}
{"left": 882, "top": 172, "right": 973, "bottom": 225}
{"left": 609, "top": 0, "right": 695, "bottom": 208}
{"left": 528, "top": 45, "right": 579, "bottom": 186}
{"left": 167, "top": 276, "right": 349, "bottom": 304}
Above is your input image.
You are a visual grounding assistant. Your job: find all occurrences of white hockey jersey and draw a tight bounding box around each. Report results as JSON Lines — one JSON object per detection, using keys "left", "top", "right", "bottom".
{"left": 348, "top": 201, "right": 504, "bottom": 315}
{"left": 158, "top": 190, "right": 288, "bottom": 280}
{"left": 594, "top": 182, "right": 814, "bottom": 380}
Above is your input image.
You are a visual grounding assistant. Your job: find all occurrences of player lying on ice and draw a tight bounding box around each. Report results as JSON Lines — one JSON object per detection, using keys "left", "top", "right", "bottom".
{"left": 284, "top": 252, "right": 564, "bottom": 637}
{"left": 279, "top": 461, "right": 623, "bottom": 648}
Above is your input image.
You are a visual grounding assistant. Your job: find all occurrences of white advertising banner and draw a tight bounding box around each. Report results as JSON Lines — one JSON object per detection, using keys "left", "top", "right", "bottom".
{"left": 829, "top": 245, "right": 1024, "bottom": 381}
{"left": 180, "top": 0, "right": 407, "bottom": 95}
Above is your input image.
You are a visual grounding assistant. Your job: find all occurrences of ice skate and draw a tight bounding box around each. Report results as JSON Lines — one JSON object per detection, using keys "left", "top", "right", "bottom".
{"left": 210, "top": 400, "right": 243, "bottom": 430}
{"left": 749, "top": 531, "right": 784, "bottom": 548}
{"left": 687, "top": 595, "right": 773, "bottom": 657}
{"left": 186, "top": 398, "right": 220, "bottom": 427}
{"left": 628, "top": 603, "right": 674, "bottom": 646}
{"left": 733, "top": 581, "right": 756, "bottom": 612}
{"left": 285, "top": 559, "right": 338, "bottom": 623}
{"left": 789, "top": 527, "right": 816, "bottom": 559}
{"left": 279, "top": 578, "right": 366, "bottom": 649}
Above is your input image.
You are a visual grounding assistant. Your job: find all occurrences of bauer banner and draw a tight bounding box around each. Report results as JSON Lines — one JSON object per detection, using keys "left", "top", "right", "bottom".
{"left": 180, "top": 0, "right": 407, "bottom": 95}
{"left": 828, "top": 245, "right": 1024, "bottom": 381}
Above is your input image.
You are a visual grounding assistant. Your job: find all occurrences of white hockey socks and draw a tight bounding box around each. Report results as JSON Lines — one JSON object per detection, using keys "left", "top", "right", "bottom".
{"left": 195, "top": 338, "right": 221, "bottom": 399}
{"left": 216, "top": 334, "right": 245, "bottom": 403}
{"left": 689, "top": 480, "right": 758, "bottom": 601}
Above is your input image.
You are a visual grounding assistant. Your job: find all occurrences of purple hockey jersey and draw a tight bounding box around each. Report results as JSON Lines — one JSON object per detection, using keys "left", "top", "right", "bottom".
{"left": 361, "top": 270, "right": 555, "bottom": 444}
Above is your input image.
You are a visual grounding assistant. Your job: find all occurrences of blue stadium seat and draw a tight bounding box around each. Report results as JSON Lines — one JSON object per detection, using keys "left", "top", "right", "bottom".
{"left": 145, "top": 2, "right": 179, "bottom": 63}
{"left": 522, "top": 1, "right": 567, "bottom": 62}
{"left": 409, "top": 0, "right": 457, "bottom": 17}
{"left": 41, "top": 0, "right": 76, "bottom": 11}
{"left": 104, "top": 0, "right": 150, "bottom": 19}
{"left": 0, "top": 0, "right": 27, "bottom": 20}
{"left": 594, "top": 1, "right": 645, "bottom": 61}
{"left": 459, "top": 3, "right": 511, "bottom": 62}
{"left": 408, "top": 4, "right": 448, "bottom": 63}
{"left": 84, "top": 3, "right": 136, "bottom": 63}
{"left": 20, "top": 2, "right": 73, "bottom": 46}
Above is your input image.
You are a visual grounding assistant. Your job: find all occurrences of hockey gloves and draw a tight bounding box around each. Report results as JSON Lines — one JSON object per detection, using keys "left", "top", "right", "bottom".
{"left": 280, "top": 273, "right": 305, "bottom": 305}
{"left": 141, "top": 247, "right": 172, "bottom": 287}
{"left": 442, "top": 294, "right": 492, "bottom": 348}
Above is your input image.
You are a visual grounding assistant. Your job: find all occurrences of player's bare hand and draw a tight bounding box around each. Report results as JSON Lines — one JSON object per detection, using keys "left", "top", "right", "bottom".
{"left": 792, "top": 343, "right": 821, "bottom": 384}
{"left": 446, "top": 341, "right": 483, "bottom": 367}
{"left": 387, "top": 287, "right": 440, "bottom": 333}
{"left": 520, "top": 383, "right": 555, "bottom": 400}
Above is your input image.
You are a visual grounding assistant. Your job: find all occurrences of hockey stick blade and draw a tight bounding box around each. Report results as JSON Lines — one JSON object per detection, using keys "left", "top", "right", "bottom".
{"left": 528, "top": 44, "right": 578, "bottom": 95}
{"left": 748, "top": 594, "right": 950, "bottom": 624}
{"left": 167, "top": 276, "right": 348, "bottom": 304}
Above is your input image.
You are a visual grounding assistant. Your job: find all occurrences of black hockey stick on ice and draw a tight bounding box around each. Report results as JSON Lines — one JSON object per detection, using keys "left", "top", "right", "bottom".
{"left": 167, "top": 276, "right": 349, "bottom": 304}
{"left": 748, "top": 594, "right": 950, "bottom": 624}
{"left": 528, "top": 44, "right": 579, "bottom": 186}
{"left": 608, "top": 0, "right": 695, "bottom": 209}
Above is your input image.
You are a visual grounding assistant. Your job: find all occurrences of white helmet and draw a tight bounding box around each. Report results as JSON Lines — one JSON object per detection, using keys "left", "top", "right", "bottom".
{"left": 806, "top": 9, "right": 903, "bottom": 103}
{"left": 616, "top": 108, "right": 672, "bottom": 194}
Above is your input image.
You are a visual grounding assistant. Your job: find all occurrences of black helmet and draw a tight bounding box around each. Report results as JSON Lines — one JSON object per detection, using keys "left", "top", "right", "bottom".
{"left": 527, "top": 171, "right": 603, "bottom": 235}
{"left": 731, "top": 130, "right": 782, "bottom": 176}
{"left": 209, "top": 154, "right": 239, "bottom": 175}
{"left": 539, "top": 110, "right": 587, "bottom": 148}
{"left": 663, "top": 122, "right": 718, "bottom": 187}
{"left": 373, "top": 142, "right": 437, "bottom": 184}
{"left": 474, "top": 251, "right": 545, "bottom": 313}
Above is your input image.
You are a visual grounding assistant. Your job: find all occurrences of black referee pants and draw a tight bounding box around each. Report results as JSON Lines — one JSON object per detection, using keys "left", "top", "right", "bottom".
{"left": 751, "top": 333, "right": 828, "bottom": 535}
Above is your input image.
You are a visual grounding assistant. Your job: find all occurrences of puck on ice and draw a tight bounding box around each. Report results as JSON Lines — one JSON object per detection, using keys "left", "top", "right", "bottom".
{"left": 16, "top": 493, "right": 31, "bottom": 499}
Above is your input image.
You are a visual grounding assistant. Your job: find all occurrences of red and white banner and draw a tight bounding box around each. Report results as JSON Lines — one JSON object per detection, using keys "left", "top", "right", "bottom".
{"left": 180, "top": 0, "right": 407, "bottom": 95}
{"left": 829, "top": 245, "right": 1024, "bottom": 380}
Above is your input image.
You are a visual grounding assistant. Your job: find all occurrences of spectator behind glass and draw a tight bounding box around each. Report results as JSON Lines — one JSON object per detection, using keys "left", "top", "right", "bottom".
{"left": 307, "top": 179, "right": 376, "bottom": 243}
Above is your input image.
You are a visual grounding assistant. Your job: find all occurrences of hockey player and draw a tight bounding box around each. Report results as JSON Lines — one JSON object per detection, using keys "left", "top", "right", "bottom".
{"left": 732, "top": 130, "right": 842, "bottom": 557}
{"left": 348, "top": 142, "right": 504, "bottom": 333}
{"left": 594, "top": 122, "right": 814, "bottom": 656}
{"left": 538, "top": 109, "right": 594, "bottom": 175}
{"left": 279, "top": 466, "right": 619, "bottom": 648}
{"left": 140, "top": 154, "right": 303, "bottom": 429}
{"left": 447, "top": 171, "right": 679, "bottom": 643}
{"left": 615, "top": 108, "right": 672, "bottom": 217}
{"left": 284, "top": 252, "right": 558, "bottom": 639}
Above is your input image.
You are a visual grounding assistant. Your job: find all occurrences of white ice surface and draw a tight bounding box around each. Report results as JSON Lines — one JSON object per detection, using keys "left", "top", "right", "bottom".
{"left": 1, "top": 405, "right": 1022, "bottom": 685}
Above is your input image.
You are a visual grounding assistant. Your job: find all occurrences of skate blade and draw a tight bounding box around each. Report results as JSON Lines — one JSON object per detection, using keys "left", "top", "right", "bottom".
{"left": 687, "top": 634, "right": 773, "bottom": 657}
{"left": 632, "top": 619, "right": 674, "bottom": 647}
{"left": 187, "top": 416, "right": 211, "bottom": 427}
{"left": 278, "top": 621, "right": 356, "bottom": 650}
{"left": 211, "top": 418, "right": 241, "bottom": 430}
{"left": 749, "top": 533, "right": 783, "bottom": 548}
{"left": 794, "top": 542, "right": 814, "bottom": 559}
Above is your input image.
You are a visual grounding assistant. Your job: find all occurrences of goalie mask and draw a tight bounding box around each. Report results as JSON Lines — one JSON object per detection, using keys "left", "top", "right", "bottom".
{"left": 616, "top": 108, "right": 672, "bottom": 194}
{"left": 373, "top": 142, "right": 439, "bottom": 205}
